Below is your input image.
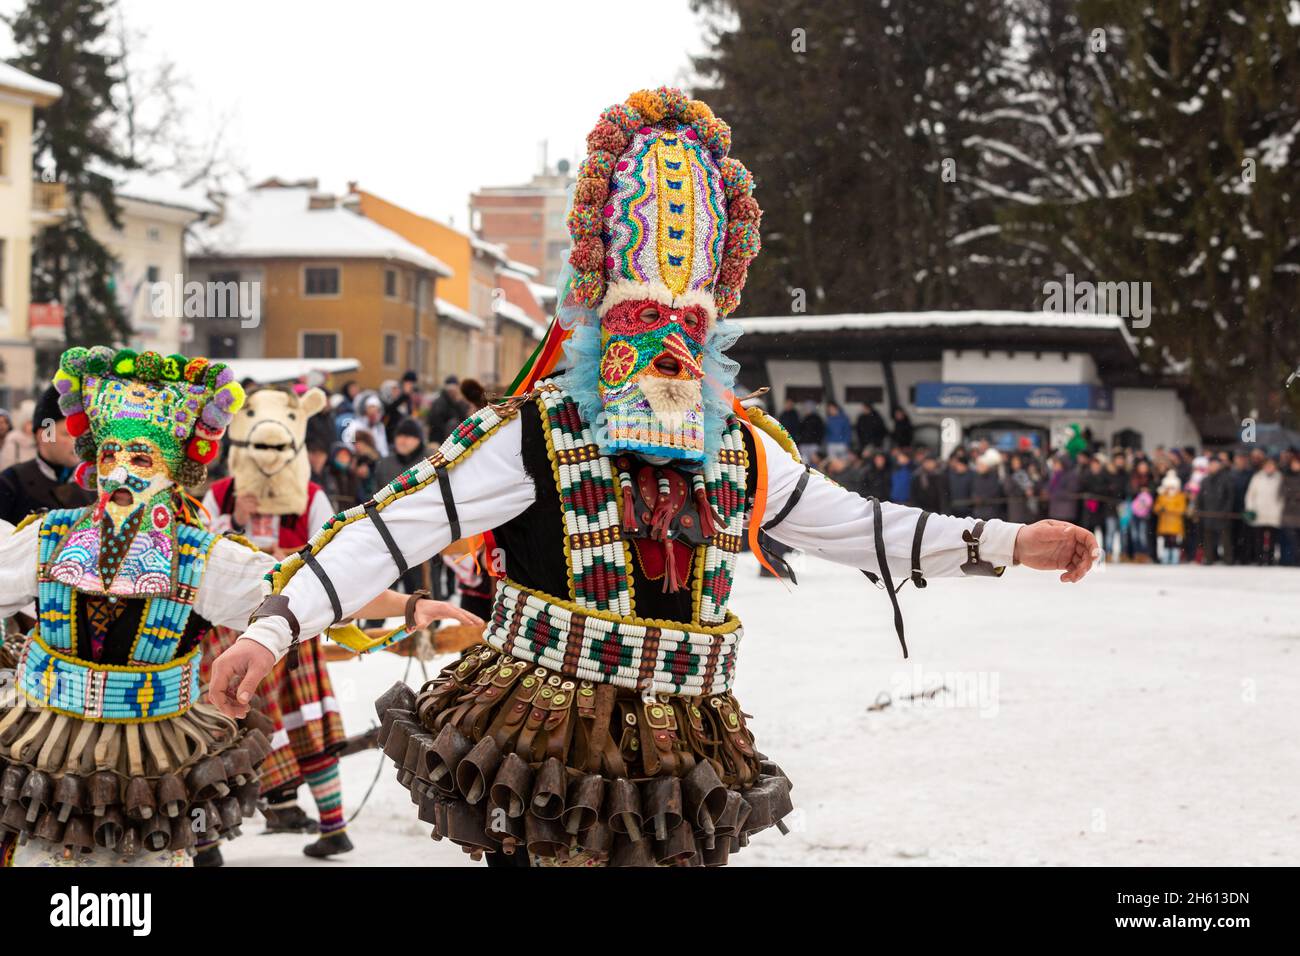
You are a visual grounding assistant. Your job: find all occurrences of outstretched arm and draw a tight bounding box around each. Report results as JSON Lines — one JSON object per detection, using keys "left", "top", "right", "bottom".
{"left": 755, "top": 426, "right": 1095, "bottom": 583}
{"left": 208, "top": 412, "right": 534, "bottom": 717}
{"left": 196, "top": 539, "right": 484, "bottom": 631}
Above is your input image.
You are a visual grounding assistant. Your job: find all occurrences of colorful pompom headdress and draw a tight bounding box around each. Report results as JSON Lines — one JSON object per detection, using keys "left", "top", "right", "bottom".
{"left": 509, "top": 86, "right": 761, "bottom": 397}
{"left": 53, "top": 346, "right": 246, "bottom": 490}
{"left": 569, "top": 86, "right": 759, "bottom": 320}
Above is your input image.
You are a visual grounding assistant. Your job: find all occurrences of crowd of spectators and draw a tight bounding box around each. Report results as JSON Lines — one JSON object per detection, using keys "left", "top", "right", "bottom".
{"left": 782, "top": 401, "right": 1300, "bottom": 567}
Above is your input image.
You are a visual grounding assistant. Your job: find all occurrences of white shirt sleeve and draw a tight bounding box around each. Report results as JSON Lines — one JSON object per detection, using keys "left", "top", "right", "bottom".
{"left": 756, "top": 428, "right": 1021, "bottom": 578}
{"left": 240, "top": 414, "right": 536, "bottom": 661}
{"left": 193, "top": 536, "right": 277, "bottom": 630}
{"left": 201, "top": 488, "right": 235, "bottom": 535}
{"left": 0, "top": 518, "right": 39, "bottom": 618}
{"left": 306, "top": 486, "right": 336, "bottom": 536}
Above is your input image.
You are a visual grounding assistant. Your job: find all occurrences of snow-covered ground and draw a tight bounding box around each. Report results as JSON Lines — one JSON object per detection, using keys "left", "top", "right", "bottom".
{"left": 223, "top": 556, "right": 1300, "bottom": 867}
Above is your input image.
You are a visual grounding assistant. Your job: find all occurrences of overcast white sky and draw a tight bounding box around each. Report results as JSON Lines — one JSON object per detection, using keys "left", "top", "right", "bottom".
{"left": 4, "top": 0, "right": 711, "bottom": 226}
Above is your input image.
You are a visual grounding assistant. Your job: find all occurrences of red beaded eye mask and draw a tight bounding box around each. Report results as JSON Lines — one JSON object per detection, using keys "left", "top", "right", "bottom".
{"left": 601, "top": 298, "right": 710, "bottom": 345}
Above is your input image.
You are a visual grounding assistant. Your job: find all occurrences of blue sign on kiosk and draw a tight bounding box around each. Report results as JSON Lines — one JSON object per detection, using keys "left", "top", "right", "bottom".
{"left": 914, "top": 382, "right": 1112, "bottom": 412}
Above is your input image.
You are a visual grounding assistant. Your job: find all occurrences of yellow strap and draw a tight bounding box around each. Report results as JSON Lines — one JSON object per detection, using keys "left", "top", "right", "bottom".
{"left": 324, "top": 621, "right": 411, "bottom": 655}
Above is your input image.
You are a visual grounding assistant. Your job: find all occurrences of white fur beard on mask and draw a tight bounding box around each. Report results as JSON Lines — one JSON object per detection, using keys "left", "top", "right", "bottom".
{"left": 636, "top": 375, "right": 703, "bottom": 432}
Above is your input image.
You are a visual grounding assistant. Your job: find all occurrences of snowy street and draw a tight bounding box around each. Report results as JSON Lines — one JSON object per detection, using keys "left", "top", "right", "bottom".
{"left": 223, "top": 555, "right": 1300, "bottom": 867}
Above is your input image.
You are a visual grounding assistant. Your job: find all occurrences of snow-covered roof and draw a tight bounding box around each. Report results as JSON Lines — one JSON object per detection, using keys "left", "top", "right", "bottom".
{"left": 0, "top": 62, "right": 61, "bottom": 104}
{"left": 190, "top": 186, "right": 453, "bottom": 276}
{"left": 471, "top": 236, "right": 509, "bottom": 262}
{"left": 222, "top": 357, "right": 360, "bottom": 384}
{"left": 503, "top": 260, "right": 539, "bottom": 279}
{"left": 110, "top": 170, "right": 218, "bottom": 215}
{"left": 734, "top": 311, "right": 1138, "bottom": 354}
{"left": 529, "top": 281, "right": 557, "bottom": 303}
{"left": 436, "top": 297, "right": 486, "bottom": 331}
{"left": 494, "top": 299, "right": 545, "bottom": 339}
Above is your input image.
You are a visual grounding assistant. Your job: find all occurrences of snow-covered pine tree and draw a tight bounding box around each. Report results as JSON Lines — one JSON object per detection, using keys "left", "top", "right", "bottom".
{"left": 7, "top": 0, "right": 138, "bottom": 368}
{"left": 966, "top": 0, "right": 1300, "bottom": 420}
{"left": 690, "top": 0, "right": 1016, "bottom": 316}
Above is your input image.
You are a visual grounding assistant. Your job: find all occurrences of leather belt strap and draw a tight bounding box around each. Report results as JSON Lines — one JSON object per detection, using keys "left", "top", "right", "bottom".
{"left": 860, "top": 496, "right": 908, "bottom": 658}
{"left": 910, "top": 511, "right": 931, "bottom": 588}
{"left": 762, "top": 467, "right": 809, "bottom": 532}
{"left": 365, "top": 500, "right": 408, "bottom": 576}
{"left": 249, "top": 594, "right": 302, "bottom": 640}
{"left": 959, "top": 520, "right": 1003, "bottom": 577}
{"left": 436, "top": 465, "right": 461, "bottom": 542}
{"left": 250, "top": 593, "right": 305, "bottom": 670}
{"left": 404, "top": 589, "right": 430, "bottom": 631}
{"left": 301, "top": 549, "right": 343, "bottom": 624}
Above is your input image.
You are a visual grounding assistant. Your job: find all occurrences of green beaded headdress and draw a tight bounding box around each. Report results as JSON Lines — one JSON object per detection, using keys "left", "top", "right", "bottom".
{"left": 52, "top": 345, "right": 246, "bottom": 489}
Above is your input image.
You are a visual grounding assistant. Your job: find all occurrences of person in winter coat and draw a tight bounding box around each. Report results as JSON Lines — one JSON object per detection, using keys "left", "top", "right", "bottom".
{"left": 888, "top": 451, "right": 914, "bottom": 504}
{"left": 1100, "top": 455, "right": 1128, "bottom": 561}
{"left": 372, "top": 416, "right": 428, "bottom": 489}
{"left": 372, "top": 417, "right": 435, "bottom": 594}
{"left": 382, "top": 371, "right": 422, "bottom": 445}
{"left": 824, "top": 450, "right": 867, "bottom": 495}
{"left": 1154, "top": 471, "right": 1188, "bottom": 564}
{"left": 1127, "top": 460, "right": 1156, "bottom": 560}
{"left": 824, "top": 402, "right": 852, "bottom": 459}
{"left": 319, "top": 441, "right": 359, "bottom": 510}
{"left": 350, "top": 428, "right": 382, "bottom": 502}
{"left": 425, "top": 376, "right": 470, "bottom": 445}
{"left": 0, "top": 386, "right": 94, "bottom": 525}
{"left": 1046, "top": 455, "right": 1081, "bottom": 524}
{"left": 1003, "top": 455, "right": 1036, "bottom": 524}
{"left": 1244, "top": 458, "right": 1284, "bottom": 565}
{"left": 855, "top": 404, "right": 889, "bottom": 451}
{"left": 332, "top": 381, "right": 360, "bottom": 443}
{"left": 862, "top": 451, "right": 891, "bottom": 502}
{"left": 304, "top": 389, "right": 337, "bottom": 458}
{"left": 909, "top": 456, "right": 947, "bottom": 514}
{"left": 796, "top": 404, "right": 826, "bottom": 462}
{"left": 1079, "top": 457, "right": 1110, "bottom": 542}
{"left": 890, "top": 407, "right": 914, "bottom": 449}
{"left": 777, "top": 398, "right": 801, "bottom": 440}
{"left": 0, "top": 399, "right": 36, "bottom": 471}
{"left": 356, "top": 395, "right": 390, "bottom": 458}
{"left": 946, "top": 456, "right": 974, "bottom": 517}
{"left": 1280, "top": 457, "right": 1300, "bottom": 567}
{"left": 1196, "top": 457, "right": 1236, "bottom": 565}
{"left": 970, "top": 450, "right": 1005, "bottom": 520}
{"left": 1229, "top": 453, "right": 1255, "bottom": 563}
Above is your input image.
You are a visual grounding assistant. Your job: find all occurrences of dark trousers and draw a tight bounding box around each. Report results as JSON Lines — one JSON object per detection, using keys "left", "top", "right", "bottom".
{"left": 1232, "top": 519, "right": 1252, "bottom": 563}
{"left": 1252, "top": 527, "right": 1278, "bottom": 565}
{"left": 1280, "top": 528, "right": 1299, "bottom": 566}
{"left": 1182, "top": 519, "right": 1199, "bottom": 560}
{"left": 1201, "top": 522, "right": 1234, "bottom": 565}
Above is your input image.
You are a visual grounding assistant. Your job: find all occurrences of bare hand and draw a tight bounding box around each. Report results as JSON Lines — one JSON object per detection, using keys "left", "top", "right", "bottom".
{"left": 411, "top": 599, "right": 484, "bottom": 631}
{"left": 1013, "top": 519, "right": 1099, "bottom": 583}
{"left": 207, "top": 638, "right": 276, "bottom": 718}
{"left": 233, "top": 492, "right": 260, "bottom": 528}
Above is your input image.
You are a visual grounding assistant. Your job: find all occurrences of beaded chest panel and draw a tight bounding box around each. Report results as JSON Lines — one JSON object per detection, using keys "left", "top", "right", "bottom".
{"left": 534, "top": 380, "right": 747, "bottom": 626}
{"left": 36, "top": 507, "right": 217, "bottom": 666}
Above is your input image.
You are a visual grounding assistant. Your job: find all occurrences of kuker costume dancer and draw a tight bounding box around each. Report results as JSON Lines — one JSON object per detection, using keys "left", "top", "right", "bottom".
{"left": 0, "top": 347, "right": 473, "bottom": 867}
{"left": 212, "top": 88, "right": 1096, "bottom": 867}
